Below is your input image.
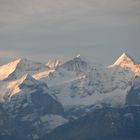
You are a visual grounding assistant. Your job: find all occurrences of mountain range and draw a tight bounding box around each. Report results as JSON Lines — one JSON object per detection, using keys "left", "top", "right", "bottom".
{"left": 0, "top": 53, "right": 140, "bottom": 140}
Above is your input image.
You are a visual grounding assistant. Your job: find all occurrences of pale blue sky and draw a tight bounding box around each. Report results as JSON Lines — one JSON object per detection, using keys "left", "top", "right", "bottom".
{"left": 0, "top": 0, "right": 140, "bottom": 64}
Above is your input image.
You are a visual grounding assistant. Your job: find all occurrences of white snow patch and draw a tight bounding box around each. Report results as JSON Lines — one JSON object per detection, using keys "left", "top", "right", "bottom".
{"left": 40, "top": 114, "right": 68, "bottom": 130}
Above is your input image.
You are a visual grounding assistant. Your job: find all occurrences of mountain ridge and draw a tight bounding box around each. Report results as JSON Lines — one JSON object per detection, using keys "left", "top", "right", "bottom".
{"left": 0, "top": 53, "right": 140, "bottom": 140}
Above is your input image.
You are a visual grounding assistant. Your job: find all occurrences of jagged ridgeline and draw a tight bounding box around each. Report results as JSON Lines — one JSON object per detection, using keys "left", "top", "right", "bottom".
{"left": 0, "top": 53, "right": 140, "bottom": 140}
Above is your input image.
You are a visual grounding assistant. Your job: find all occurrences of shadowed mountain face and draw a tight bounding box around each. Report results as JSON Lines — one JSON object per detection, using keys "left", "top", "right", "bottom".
{"left": 126, "top": 76, "right": 140, "bottom": 105}
{"left": 0, "top": 54, "right": 140, "bottom": 140}
{"left": 42, "top": 106, "right": 140, "bottom": 140}
{"left": 2, "top": 75, "right": 65, "bottom": 140}
{"left": 4, "top": 74, "right": 64, "bottom": 116}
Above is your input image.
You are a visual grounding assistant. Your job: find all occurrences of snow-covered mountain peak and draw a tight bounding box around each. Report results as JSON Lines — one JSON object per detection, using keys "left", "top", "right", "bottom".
{"left": 16, "top": 57, "right": 28, "bottom": 62}
{"left": 74, "top": 54, "right": 87, "bottom": 60}
{"left": 47, "top": 59, "right": 60, "bottom": 69}
{"left": 114, "top": 53, "right": 134, "bottom": 66}
{"left": 10, "top": 58, "right": 34, "bottom": 65}
{"left": 0, "top": 58, "right": 48, "bottom": 81}
{"left": 76, "top": 54, "right": 81, "bottom": 58}
{"left": 0, "top": 59, "right": 21, "bottom": 80}
{"left": 110, "top": 53, "right": 140, "bottom": 76}
{"left": 13, "top": 58, "right": 47, "bottom": 70}
{"left": 59, "top": 55, "right": 90, "bottom": 73}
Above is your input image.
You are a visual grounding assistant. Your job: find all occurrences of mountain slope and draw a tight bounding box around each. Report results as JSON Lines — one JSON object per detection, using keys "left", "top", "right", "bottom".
{"left": 0, "top": 58, "right": 48, "bottom": 81}
{"left": 4, "top": 74, "right": 64, "bottom": 115}
{"left": 36, "top": 62, "right": 134, "bottom": 110}
{"left": 2, "top": 74, "right": 67, "bottom": 139}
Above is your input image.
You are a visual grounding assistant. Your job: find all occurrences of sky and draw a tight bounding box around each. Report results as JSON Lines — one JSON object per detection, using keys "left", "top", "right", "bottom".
{"left": 0, "top": 0, "right": 140, "bottom": 65}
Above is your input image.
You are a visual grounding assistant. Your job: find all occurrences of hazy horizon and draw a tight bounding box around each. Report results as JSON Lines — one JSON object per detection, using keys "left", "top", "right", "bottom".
{"left": 0, "top": 0, "right": 140, "bottom": 65}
